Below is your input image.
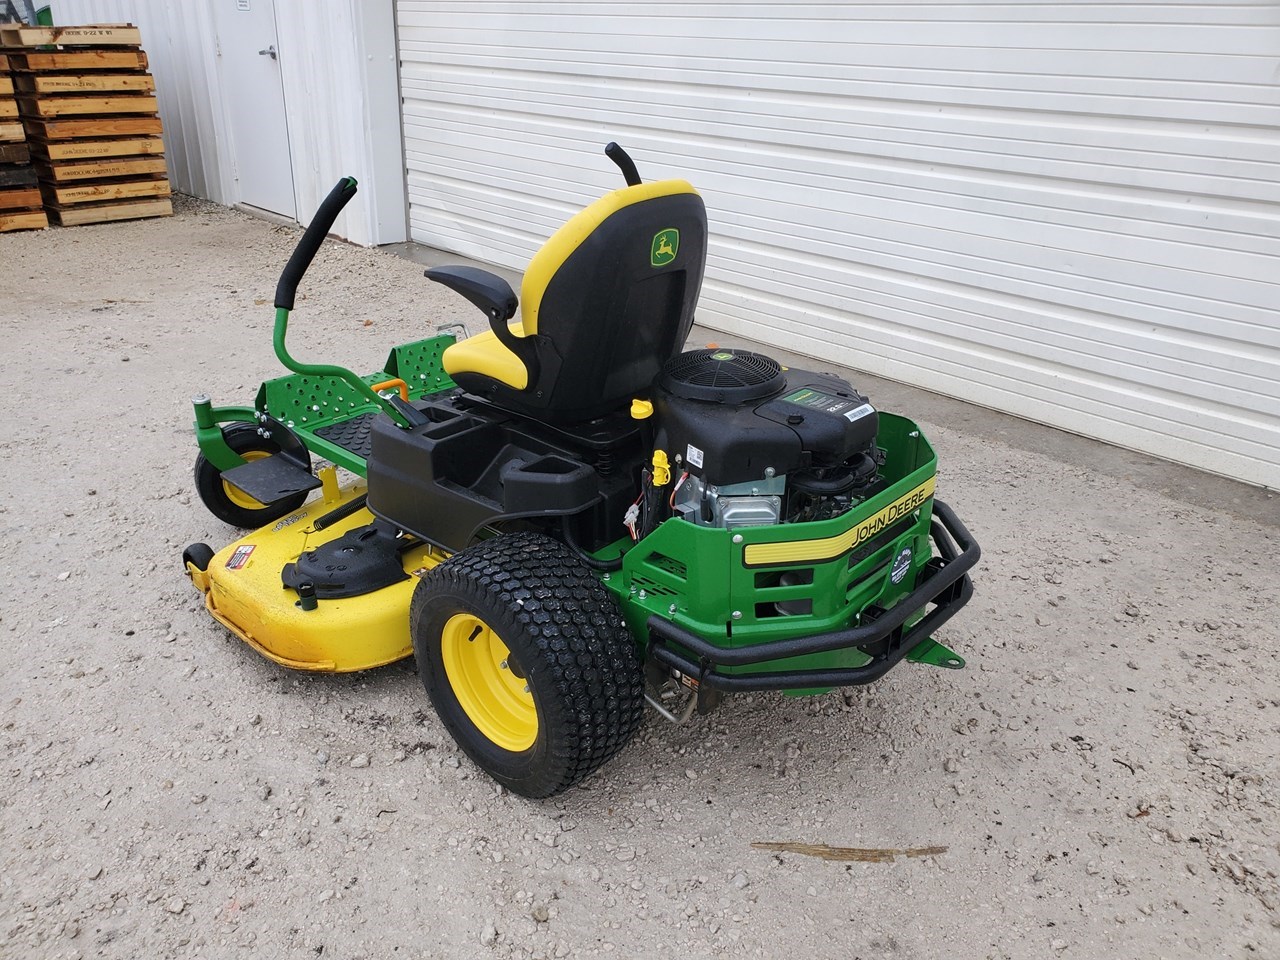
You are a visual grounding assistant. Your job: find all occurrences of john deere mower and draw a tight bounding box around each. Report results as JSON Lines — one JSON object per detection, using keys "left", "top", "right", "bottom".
{"left": 184, "top": 144, "right": 980, "bottom": 798}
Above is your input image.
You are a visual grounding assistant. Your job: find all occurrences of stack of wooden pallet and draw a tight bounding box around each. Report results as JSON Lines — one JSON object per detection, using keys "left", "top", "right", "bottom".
{"left": 1, "top": 23, "right": 171, "bottom": 226}
{"left": 0, "top": 51, "right": 47, "bottom": 232}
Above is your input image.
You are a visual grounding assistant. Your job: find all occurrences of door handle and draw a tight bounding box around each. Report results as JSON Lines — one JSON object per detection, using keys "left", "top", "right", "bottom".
{"left": 258, "top": 45, "right": 277, "bottom": 60}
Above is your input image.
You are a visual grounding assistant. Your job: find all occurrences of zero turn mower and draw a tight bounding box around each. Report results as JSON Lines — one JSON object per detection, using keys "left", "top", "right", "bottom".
{"left": 184, "top": 144, "right": 980, "bottom": 798}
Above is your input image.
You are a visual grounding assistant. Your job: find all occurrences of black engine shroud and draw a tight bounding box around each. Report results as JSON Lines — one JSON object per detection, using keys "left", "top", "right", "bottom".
{"left": 654, "top": 349, "right": 878, "bottom": 487}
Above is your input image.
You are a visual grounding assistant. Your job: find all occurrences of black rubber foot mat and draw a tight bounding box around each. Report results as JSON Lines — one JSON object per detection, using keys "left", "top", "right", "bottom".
{"left": 314, "top": 412, "right": 378, "bottom": 460}
{"left": 222, "top": 455, "right": 321, "bottom": 503}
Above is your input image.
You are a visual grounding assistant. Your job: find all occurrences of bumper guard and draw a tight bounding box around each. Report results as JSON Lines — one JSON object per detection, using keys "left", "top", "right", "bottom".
{"left": 647, "top": 500, "right": 981, "bottom": 691}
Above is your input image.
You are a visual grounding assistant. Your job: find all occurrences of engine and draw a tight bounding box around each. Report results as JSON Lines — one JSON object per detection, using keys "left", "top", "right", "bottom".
{"left": 651, "top": 348, "right": 882, "bottom": 529}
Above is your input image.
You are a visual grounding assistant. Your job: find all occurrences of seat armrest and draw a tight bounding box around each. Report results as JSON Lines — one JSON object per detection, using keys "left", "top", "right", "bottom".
{"left": 425, "top": 266, "right": 518, "bottom": 323}
{"left": 427, "top": 265, "right": 537, "bottom": 384}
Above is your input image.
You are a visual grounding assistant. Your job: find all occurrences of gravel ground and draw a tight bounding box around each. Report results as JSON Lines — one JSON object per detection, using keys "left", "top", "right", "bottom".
{"left": 1, "top": 197, "right": 1278, "bottom": 959}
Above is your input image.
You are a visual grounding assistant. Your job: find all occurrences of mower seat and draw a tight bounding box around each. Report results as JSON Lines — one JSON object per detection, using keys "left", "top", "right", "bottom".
{"left": 428, "top": 178, "right": 707, "bottom": 423}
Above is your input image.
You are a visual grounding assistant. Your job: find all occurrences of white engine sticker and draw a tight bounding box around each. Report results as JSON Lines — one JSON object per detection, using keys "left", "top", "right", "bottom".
{"left": 844, "top": 402, "right": 876, "bottom": 423}
{"left": 890, "top": 547, "right": 912, "bottom": 584}
{"left": 686, "top": 444, "right": 704, "bottom": 469}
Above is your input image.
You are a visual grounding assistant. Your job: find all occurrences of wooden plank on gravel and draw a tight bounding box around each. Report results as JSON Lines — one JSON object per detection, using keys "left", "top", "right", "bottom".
{"left": 0, "top": 186, "right": 42, "bottom": 210}
{"left": 29, "top": 136, "right": 164, "bottom": 160}
{"left": 18, "top": 94, "right": 159, "bottom": 118}
{"left": 0, "top": 24, "right": 142, "bottom": 47}
{"left": 37, "top": 156, "right": 168, "bottom": 182}
{"left": 47, "top": 195, "right": 171, "bottom": 226}
{"left": 21, "top": 116, "right": 163, "bottom": 139}
{"left": 0, "top": 142, "right": 30, "bottom": 163}
{"left": 0, "top": 209, "right": 48, "bottom": 232}
{"left": 13, "top": 73, "right": 155, "bottom": 95}
{"left": 41, "top": 176, "right": 170, "bottom": 205}
{"left": 7, "top": 50, "right": 149, "bottom": 72}
{"left": 0, "top": 164, "right": 37, "bottom": 187}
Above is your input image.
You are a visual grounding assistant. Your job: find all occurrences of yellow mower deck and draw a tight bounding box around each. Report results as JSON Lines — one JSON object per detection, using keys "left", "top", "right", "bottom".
{"left": 186, "top": 481, "right": 447, "bottom": 672}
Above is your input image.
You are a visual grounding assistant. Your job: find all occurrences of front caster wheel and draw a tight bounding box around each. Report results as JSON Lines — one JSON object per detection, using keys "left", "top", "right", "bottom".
{"left": 410, "top": 532, "right": 645, "bottom": 798}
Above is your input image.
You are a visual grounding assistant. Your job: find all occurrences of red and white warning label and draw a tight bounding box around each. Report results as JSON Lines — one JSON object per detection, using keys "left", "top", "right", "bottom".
{"left": 225, "top": 544, "right": 256, "bottom": 570}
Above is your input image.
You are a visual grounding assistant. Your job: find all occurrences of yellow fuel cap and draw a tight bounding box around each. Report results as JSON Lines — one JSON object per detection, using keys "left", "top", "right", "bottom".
{"left": 630, "top": 398, "right": 654, "bottom": 420}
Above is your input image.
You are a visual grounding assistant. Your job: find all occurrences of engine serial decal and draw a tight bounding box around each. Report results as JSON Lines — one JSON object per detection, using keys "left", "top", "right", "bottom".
{"left": 742, "top": 476, "right": 935, "bottom": 567}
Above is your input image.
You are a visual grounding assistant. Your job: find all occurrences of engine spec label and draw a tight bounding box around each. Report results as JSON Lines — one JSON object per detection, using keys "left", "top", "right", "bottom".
{"left": 891, "top": 546, "right": 913, "bottom": 584}
{"left": 783, "top": 388, "right": 875, "bottom": 421}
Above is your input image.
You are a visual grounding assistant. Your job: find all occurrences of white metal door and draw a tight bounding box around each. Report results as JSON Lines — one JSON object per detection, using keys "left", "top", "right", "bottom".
{"left": 214, "top": 0, "right": 295, "bottom": 218}
{"left": 395, "top": 1, "right": 1280, "bottom": 489}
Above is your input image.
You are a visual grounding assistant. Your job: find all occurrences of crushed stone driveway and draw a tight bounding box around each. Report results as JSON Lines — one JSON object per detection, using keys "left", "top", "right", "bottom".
{"left": 1, "top": 196, "right": 1277, "bottom": 959}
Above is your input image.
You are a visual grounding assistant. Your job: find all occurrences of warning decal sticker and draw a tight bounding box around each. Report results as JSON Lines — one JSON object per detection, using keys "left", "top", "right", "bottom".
{"left": 225, "top": 545, "right": 255, "bottom": 570}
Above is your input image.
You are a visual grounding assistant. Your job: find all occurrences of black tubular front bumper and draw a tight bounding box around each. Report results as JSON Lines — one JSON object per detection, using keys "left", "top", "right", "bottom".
{"left": 646, "top": 500, "right": 981, "bottom": 692}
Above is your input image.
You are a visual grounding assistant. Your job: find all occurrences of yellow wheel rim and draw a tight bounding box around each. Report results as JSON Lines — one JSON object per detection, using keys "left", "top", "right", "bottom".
{"left": 222, "top": 449, "right": 270, "bottom": 510}
{"left": 440, "top": 613, "right": 537, "bottom": 752}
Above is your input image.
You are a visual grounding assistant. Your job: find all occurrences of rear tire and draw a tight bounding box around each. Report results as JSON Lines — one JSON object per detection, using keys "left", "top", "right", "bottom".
{"left": 410, "top": 532, "right": 644, "bottom": 798}
{"left": 194, "top": 422, "right": 310, "bottom": 528}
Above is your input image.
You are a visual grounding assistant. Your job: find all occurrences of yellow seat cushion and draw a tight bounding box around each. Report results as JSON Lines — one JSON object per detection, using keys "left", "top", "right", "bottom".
{"left": 442, "top": 325, "right": 529, "bottom": 390}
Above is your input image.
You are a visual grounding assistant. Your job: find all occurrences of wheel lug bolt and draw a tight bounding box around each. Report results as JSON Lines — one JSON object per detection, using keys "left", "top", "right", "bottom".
{"left": 500, "top": 660, "right": 508, "bottom": 670}
{"left": 522, "top": 684, "right": 530, "bottom": 693}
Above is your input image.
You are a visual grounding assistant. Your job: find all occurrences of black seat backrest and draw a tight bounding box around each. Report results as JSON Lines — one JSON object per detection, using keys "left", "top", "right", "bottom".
{"left": 449, "top": 179, "right": 708, "bottom": 423}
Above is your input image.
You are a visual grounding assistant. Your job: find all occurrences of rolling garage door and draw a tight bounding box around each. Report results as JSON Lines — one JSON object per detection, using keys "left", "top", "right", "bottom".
{"left": 396, "top": 1, "right": 1280, "bottom": 489}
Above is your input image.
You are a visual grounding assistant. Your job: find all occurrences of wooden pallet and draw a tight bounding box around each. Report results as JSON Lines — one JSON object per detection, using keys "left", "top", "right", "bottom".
{"left": 18, "top": 94, "right": 160, "bottom": 118}
{"left": 21, "top": 116, "right": 163, "bottom": 139}
{"left": 0, "top": 142, "right": 30, "bottom": 163}
{"left": 5, "top": 50, "right": 149, "bottom": 72}
{"left": 0, "top": 54, "right": 8, "bottom": 72}
{"left": 5, "top": 25, "right": 173, "bottom": 228}
{"left": 0, "top": 99, "right": 16, "bottom": 120}
{"left": 36, "top": 155, "right": 167, "bottom": 182}
{"left": 46, "top": 195, "right": 171, "bottom": 226}
{"left": 0, "top": 121, "right": 24, "bottom": 142}
{"left": 0, "top": 208, "right": 48, "bottom": 232}
{"left": 0, "top": 163, "right": 37, "bottom": 187}
{"left": 30, "top": 136, "right": 164, "bottom": 161}
{"left": 0, "top": 77, "right": 12, "bottom": 97}
{"left": 0, "top": 24, "right": 143, "bottom": 47}
{"left": 41, "top": 175, "right": 170, "bottom": 205}
{"left": 14, "top": 73, "right": 156, "bottom": 95}
{"left": 0, "top": 185, "right": 42, "bottom": 210}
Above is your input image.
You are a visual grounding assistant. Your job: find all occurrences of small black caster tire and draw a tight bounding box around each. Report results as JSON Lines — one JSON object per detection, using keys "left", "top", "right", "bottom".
{"left": 182, "top": 542, "right": 216, "bottom": 573}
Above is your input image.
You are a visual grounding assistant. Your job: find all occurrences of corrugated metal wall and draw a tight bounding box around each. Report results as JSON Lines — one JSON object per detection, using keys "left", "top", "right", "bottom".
{"left": 52, "top": 0, "right": 405, "bottom": 245}
{"left": 50, "top": 0, "right": 233, "bottom": 203}
{"left": 397, "top": 1, "right": 1280, "bottom": 489}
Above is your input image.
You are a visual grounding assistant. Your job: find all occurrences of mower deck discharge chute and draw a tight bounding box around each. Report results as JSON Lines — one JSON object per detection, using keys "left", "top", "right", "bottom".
{"left": 184, "top": 145, "right": 980, "bottom": 797}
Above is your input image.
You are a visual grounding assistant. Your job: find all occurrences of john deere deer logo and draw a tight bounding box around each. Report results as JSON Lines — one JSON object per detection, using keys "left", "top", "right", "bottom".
{"left": 650, "top": 228, "right": 679, "bottom": 267}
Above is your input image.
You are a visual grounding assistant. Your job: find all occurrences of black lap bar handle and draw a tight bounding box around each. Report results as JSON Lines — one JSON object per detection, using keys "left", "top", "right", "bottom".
{"left": 605, "top": 142, "right": 642, "bottom": 186}
{"left": 274, "top": 177, "right": 358, "bottom": 310}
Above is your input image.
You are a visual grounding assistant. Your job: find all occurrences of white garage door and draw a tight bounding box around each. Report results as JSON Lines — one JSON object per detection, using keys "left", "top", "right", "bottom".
{"left": 396, "top": 1, "right": 1280, "bottom": 489}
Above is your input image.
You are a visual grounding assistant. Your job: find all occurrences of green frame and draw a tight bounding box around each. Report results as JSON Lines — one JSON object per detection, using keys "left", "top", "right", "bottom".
{"left": 192, "top": 306, "right": 456, "bottom": 474}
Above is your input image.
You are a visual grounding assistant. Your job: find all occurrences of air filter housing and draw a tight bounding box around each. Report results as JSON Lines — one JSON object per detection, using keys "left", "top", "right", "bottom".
{"left": 658, "top": 348, "right": 785, "bottom": 404}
